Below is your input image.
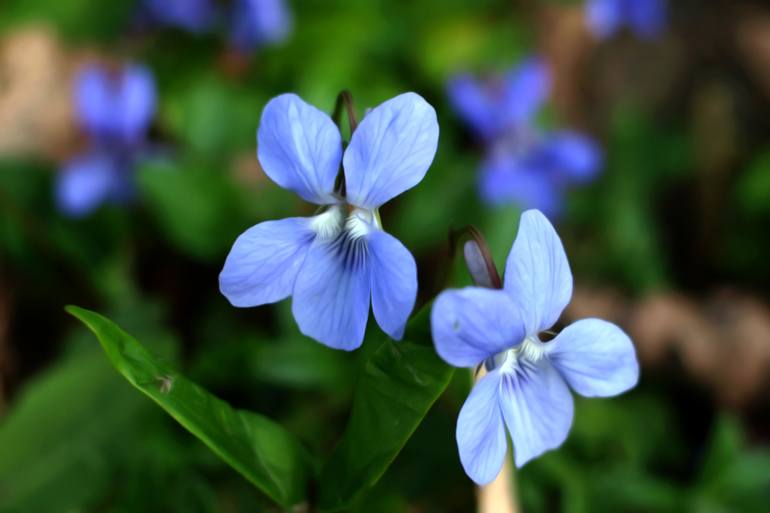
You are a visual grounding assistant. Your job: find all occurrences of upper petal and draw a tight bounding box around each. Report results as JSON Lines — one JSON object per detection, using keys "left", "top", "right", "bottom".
{"left": 456, "top": 369, "right": 508, "bottom": 485}
{"left": 501, "top": 57, "right": 550, "bottom": 126}
{"left": 343, "top": 92, "right": 439, "bottom": 209}
{"left": 368, "top": 229, "right": 417, "bottom": 341}
{"left": 534, "top": 131, "right": 603, "bottom": 184}
{"left": 75, "top": 65, "right": 114, "bottom": 139}
{"left": 446, "top": 74, "right": 499, "bottom": 140}
{"left": 431, "top": 287, "right": 526, "bottom": 368}
{"left": 219, "top": 217, "right": 314, "bottom": 307}
{"left": 56, "top": 152, "right": 121, "bottom": 217}
{"left": 291, "top": 235, "right": 371, "bottom": 350}
{"left": 628, "top": 0, "right": 667, "bottom": 38}
{"left": 257, "top": 94, "right": 342, "bottom": 204}
{"left": 586, "top": 0, "right": 624, "bottom": 39}
{"left": 115, "top": 64, "right": 157, "bottom": 144}
{"left": 499, "top": 359, "right": 574, "bottom": 467}
{"left": 230, "top": 0, "right": 292, "bottom": 51}
{"left": 503, "top": 209, "right": 573, "bottom": 334}
{"left": 546, "top": 318, "right": 639, "bottom": 397}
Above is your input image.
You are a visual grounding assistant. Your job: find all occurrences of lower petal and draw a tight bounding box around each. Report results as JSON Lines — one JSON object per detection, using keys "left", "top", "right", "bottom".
{"left": 499, "top": 359, "right": 574, "bottom": 467}
{"left": 547, "top": 318, "right": 639, "bottom": 397}
{"left": 56, "top": 152, "right": 120, "bottom": 217}
{"left": 456, "top": 369, "right": 508, "bottom": 485}
{"left": 292, "top": 236, "right": 371, "bottom": 350}
{"left": 219, "top": 217, "right": 314, "bottom": 307}
{"left": 367, "top": 229, "right": 417, "bottom": 340}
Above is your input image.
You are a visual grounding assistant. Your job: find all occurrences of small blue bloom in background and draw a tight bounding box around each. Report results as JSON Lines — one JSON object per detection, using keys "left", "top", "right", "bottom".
{"left": 431, "top": 209, "right": 639, "bottom": 484}
{"left": 142, "top": 0, "right": 217, "bottom": 33}
{"left": 230, "top": 0, "right": 292, "bottom": 52}
{"left": 57, "top": 63, "right": 156, "bottom": 217}
{"left": 447, "top": 58, "right": 603, "bottom": 217}
{"left": 219, "top": 92, "right": 439, "bottom": 350}
{"left": 587, "top": 0, "right": 667, "bottom": 40}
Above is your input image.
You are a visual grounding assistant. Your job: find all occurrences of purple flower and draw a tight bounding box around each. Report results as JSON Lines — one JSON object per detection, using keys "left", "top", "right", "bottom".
{"left": 431, "top": 210, "right": 639, "bottom": 484}
{"left": 141, "top": 0, "right": 217, "bottom": 33}
{"left": 587, "top": 0, "right": 667, "bottom": 40}
{"left": 219, "top": 93, "right": 439, "bottom": 350}
{"left": 229, "top": 0, "right": 292, "bottom": 52}
{"left": 447, "top": 58, "right": 603, "bottom": 217}
{"left": 57, "top": 64, "right": 156, "bottom": 217}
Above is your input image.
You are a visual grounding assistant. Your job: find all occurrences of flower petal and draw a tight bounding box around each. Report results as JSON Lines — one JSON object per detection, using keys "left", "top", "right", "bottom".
{"left": 446, "top": 74, "right": 499, "bottom": 140}
{"left": 343, "top": 92, "right": 439, "bottom": 209}
{"left": 75, "top": 65, "right": 115, "bottom": 139}
{"left": 219, "top": 217, "right": 314, "bottom": 307}
{"left": 499, "top": 359, "right": 574, "bottom": 467}
{"left": 292, "top": 236, "right": 371, "bottom": 350}
{"left": 501, "top": 57, "right": 550, "bottom": 126}
{"left": 456, "top": 369, "right": 508, "bottom": 485}
{"left": 628, "top": 0, "right": 667, "bottom": 38}
{"left": 503, "top": 209, "right": 573, "bottom": 334}
{"left": 230, "top": 0, "right": 292, "bottom": 51}
{"left": 479, "top": 153, "right": 563, "bottom": 216}
{"left": 431, "top": 287, "right": 526, "bottom": 368}
{"left": 534, "top": 131, "right": 603, "bottom": 183}
{"left": 56, "top": 152, "right": 121, "bottom": 217}
{"left": 257, "top": 94, "right": 342, "bottom": 204}
{"left": 115, "top": 64, "right": 157, "bottom": 144}
{"left": 547, "top": 318, "right": 639, "bottom": 397}
{"left": 368, "top": 229, "right": 417, "bottom": 340}
{"left": 587, "top": 0, "right": 623, "bottom": 39}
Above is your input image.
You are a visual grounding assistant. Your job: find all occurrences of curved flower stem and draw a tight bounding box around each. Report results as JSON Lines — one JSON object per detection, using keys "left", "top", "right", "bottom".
{"left": 332, "top": 89, "right": 359, "bottom": 135}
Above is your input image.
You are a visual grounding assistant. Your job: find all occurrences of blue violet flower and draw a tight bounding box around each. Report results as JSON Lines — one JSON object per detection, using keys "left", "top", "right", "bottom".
{"left": 220, "top": 93, "right": 439, "bottom": 350}
{"left": 447, "top": 58, "right": 603, "bottom": 217}
{"left": 586, "top": 0, "right": 667, "bottom": 40}
{"left": 57, "top": 63, "right": 156, "bottom": 217}
{"left": 431, "top": 209, "right": 639, "bottom": 484}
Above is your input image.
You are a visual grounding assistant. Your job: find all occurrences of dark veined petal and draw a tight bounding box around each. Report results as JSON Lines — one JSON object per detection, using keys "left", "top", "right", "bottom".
{"left": 547, "top": 318, "right": 639, "bottom": 397}
{"left": 219, "top": 217, "right": 315, "bottom": 307}
{"left": 499, "top": 358, "right": 574, "bottom": 467}
{"left": 56, "top": 152, "right": 122, "bottom": 217}
{"left": 343, "top": 92, "right": 438, "bottom": 209}
{"left": 456, "top": 369, "right": 508, "bottom": 485}
{"left": 367, "top": 229, "right": 417, "bottom": 341}
{"left": 431, "top": 287, "right": 526, "bottom": 368}
{"left": 503, "top": 209, "right": 573, "bottom": 334}
{"left": 292, "top": 234, "right": 371, "bottom": 350}
{"left": 257, "top": 94, "right": 342, "bottom": 205}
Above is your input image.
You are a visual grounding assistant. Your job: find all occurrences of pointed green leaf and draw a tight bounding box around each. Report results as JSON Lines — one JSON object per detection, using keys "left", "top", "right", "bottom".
{"left": 318, "top": 308, "right": 454, "bottom": 511}
{"left": 66, "top": 306, "right": 312, "bottom": 508}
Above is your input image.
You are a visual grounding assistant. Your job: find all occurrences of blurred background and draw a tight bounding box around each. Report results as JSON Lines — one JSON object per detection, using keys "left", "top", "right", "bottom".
{"left": 2, "top": 0, "right": 770, "bottom": 511}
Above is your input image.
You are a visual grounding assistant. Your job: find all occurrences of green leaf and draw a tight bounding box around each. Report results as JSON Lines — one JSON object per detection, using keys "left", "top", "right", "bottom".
{"left": 318, "top": 308, "right": 454, "bottom": 511}
{"left": 66, "top": 306, "right": 313, "bottom": 508}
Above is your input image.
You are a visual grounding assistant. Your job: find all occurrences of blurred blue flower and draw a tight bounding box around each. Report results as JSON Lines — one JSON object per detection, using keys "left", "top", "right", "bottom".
{"left": 57, "top": 63, "right": 156, "bottom": 217}
{"left": 587, "top": 0, "right": 667, "bottom": 40}
{"left": 142, "top": 0, "right": 216, "bottom": 33}
{"left": 220, "top": 92, "right": 439, "bottom": 350}
{"left": 230, "top": 0, "right": 292, "bottom": 52}
{"left": 431, "top": 210, "right": 639, "bottom": 484}
{"left": 447, "top": 58, "right": 603, "bottom": 217}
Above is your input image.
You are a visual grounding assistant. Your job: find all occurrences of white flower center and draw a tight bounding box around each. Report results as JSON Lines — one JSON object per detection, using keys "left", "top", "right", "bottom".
{"left": 485, "top": 335, "right": 546, "bottom": 372}
{"left": 310, "top": 205, "right": 344, "bottom": 241}
{"left": 345, "top": 208, "right": 380, "bottom": 240}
